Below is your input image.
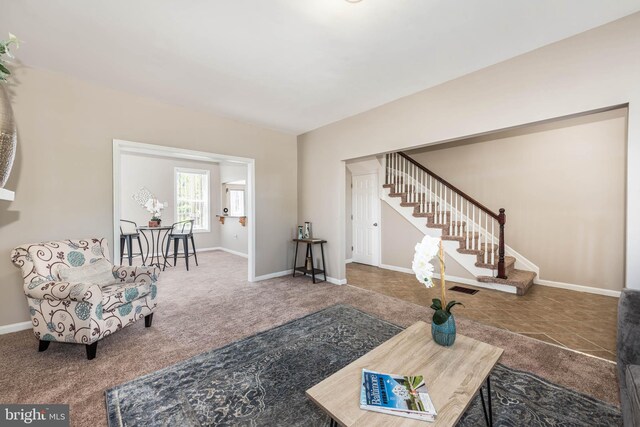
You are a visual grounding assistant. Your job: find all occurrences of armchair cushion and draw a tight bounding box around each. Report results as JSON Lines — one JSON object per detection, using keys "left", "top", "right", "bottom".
{"left": 58, "top": 258, "right": 116, "bottom": 287}
{"left": 101, "top": 281, "right": 153, "bottom": 312}
{"left": 113, "top": 265, "right": 160, "bottom": 284}
{"left": 24, "top": 280, "right": 102, "bottom": 304}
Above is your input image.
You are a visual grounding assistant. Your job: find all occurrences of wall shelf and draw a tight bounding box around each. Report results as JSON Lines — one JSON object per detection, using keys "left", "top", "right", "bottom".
{"left": 0, "top": 188, "right": 15, "bottom": 201}
{"left": 216, "top": 215, "right": 247, "bottom": 226}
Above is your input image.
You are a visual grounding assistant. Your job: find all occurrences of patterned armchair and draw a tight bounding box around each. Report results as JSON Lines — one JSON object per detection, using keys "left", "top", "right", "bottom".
{"left": 11, "top": 238, "right": 159, "bottom": 360}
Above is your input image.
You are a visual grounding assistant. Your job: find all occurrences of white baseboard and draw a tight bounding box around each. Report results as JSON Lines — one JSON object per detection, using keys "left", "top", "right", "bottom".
{"left": 197, "top": 247, "right": 219, "bottom": 252}
{"left": 253, "top": 269, "right": 293, "bottom": 281}
{"left": 198, "top": 247, "right": 248, "bottom": 258}
{"left": 379, "top": 263, "right": 413, "bottom": 274}
{"left": 536, "top": 279, "right": 621, "bottom": 297}
{"left": 0, "top": 320, "right": 32, "bottom": 335}
{"left": 327, "top": 276, "right": 347, "bottom": 285}
{"left": 345, "top": 259, "right": 353, "bottom": 264}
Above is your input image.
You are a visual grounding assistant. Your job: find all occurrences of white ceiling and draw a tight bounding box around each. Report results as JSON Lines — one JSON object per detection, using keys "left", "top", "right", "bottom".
{"left": 2, "top": 1, "right": 640, "bottom": 134}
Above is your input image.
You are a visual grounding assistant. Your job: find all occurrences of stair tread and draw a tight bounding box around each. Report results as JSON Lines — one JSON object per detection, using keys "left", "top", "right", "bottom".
{"left": 477, "top": 269, "right": 536, "bottom": 295}
{"left": 475, "top": 255, "right": 515, "bottom": 269}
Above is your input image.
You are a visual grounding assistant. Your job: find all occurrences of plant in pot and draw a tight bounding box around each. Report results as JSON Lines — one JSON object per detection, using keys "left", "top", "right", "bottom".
{"left": 412, "top": 235, "right": 463, "bottom": 346}
{"left": 0, "top": 33, "right": 20, "bottom": 190}
{"left": 144, "top": 198, "right": 166, "bottom": 227}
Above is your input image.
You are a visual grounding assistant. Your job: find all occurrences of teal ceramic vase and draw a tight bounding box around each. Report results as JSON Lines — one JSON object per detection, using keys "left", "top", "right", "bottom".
{"left": 431, "top": 314, "right": 456, "bottom": 346}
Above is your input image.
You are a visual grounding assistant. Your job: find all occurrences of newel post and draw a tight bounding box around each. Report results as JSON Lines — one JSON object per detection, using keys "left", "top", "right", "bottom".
{"left": 497, "top": 208, "right": 507, "bottom": 279}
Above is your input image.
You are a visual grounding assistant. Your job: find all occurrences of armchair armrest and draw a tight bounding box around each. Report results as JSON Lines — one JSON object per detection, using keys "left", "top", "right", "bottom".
{"left": 24, "top": 279, "right": 102, "bottom": 304}
{"left": 113, "top": 265, "right": 160, "bottom": 284}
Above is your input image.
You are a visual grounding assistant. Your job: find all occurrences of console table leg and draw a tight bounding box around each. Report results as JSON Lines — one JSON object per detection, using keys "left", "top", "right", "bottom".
{"left": 292, "top": 241, "right": 299, "bottom": 277}
{"left": 309, "top": 243, "right": 317, "bottom": 283}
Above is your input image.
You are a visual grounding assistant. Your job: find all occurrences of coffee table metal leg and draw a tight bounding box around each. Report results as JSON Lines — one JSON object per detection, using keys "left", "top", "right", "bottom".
{"left": 479, "top": 375, "right": 493, "bottom": 426}
{"left": 487, "top": 375, "right": 493, "bottom": 426}
{"left": 329, "top": 418, "right": 338, "bottom": 427}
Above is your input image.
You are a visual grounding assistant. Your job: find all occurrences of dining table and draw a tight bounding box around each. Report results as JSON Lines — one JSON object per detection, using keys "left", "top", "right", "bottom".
{"left": 136, "top": 225, "right": 173, "bottom": 268}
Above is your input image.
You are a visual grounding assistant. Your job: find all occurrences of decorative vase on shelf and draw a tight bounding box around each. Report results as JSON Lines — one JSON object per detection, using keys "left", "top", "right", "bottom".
{"left": 0, "top": 85, "right": 17, "bottom": 189}
{"left": 431, "top": 314, "right": 456, "bottom": 347}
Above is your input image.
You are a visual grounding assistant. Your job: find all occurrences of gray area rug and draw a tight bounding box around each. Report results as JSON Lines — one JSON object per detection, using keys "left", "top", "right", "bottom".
{"left": 105, "top": 305, "right": 621, "bottom": 426}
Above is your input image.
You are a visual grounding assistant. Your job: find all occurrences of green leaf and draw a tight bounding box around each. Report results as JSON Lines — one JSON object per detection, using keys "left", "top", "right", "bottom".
{"left": 0, "top": 62, "right": 10, "bottom": 75}
{"left": 430, "top": 298, "right": 442, "bottom": 311}
{"left": 445, "top": 301, "right": 464, "bottom": 313}
{"left": 433, "top": 309, "right": 450, "bottom": 325}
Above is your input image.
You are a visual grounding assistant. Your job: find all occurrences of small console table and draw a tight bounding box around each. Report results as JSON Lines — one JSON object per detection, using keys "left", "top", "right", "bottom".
{"left": 292, "top": 238, "right": 327, "bottom": 283}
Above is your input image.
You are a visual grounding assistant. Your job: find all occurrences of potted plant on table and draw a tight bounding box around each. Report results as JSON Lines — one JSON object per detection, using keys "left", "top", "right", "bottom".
{"left": 144, "top": 198, "right": 166, "bottom": 227}
{"left": 412, "top": 235, "right": 463, "bottom": 346}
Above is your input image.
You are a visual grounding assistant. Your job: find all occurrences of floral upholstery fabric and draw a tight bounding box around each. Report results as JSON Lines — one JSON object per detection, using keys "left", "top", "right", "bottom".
{"left": 11, "top": 238, "right": 159, "bottom": 345}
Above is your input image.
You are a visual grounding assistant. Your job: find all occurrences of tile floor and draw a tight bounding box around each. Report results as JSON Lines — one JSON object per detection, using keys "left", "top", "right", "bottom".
{"left": 346, "top": 262, "right": 619, "bottom": 361}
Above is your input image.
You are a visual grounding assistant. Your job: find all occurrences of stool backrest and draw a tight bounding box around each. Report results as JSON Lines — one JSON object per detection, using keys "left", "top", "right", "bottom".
{"left": 120, "top": 220, "right": 138, "bottom": 235}
{"left": 172, "top": 219, "right": 194, "bottom": 235}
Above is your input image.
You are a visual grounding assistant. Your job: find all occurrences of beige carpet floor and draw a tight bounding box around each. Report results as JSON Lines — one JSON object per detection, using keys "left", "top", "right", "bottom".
{"left": 0, "top": 251, "right": 620, "bottom": 426}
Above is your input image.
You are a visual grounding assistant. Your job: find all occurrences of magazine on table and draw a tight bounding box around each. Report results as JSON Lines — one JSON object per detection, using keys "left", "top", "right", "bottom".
{"left": 360, "top": 369, "right": 437, "bottom": 422}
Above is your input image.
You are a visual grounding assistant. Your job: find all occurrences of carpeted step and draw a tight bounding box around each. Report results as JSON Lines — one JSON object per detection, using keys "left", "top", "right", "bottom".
{"left": 475, "top": 255, "right": 516, "bottom": 276}
{"left": 477, "top": 269, "right": 537, "bottom": 296}
{"left": 442, "top": 231, "right": 479, "bottom": 242}
{"left": 400, "top": 201, "right": 420, "bottom": 208}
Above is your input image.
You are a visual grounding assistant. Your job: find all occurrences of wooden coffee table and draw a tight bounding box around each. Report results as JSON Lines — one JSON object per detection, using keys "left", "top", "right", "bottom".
{"left": 306, "top": 321, "right": 503, "bottom": 426}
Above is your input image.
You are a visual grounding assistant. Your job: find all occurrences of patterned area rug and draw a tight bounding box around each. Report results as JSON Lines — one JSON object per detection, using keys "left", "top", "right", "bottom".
{"left": 105, "top": 305, "right": 621, "bottom": 426}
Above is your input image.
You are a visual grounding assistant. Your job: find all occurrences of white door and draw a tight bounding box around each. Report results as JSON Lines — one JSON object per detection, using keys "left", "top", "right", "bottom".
{"left": 352, "top": 173, "right": 380, "bottom": 266}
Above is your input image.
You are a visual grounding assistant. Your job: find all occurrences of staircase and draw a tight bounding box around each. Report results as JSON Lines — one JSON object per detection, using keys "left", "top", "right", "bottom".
{"left": 382, "top": 152, "right": 537, "bottom": 295}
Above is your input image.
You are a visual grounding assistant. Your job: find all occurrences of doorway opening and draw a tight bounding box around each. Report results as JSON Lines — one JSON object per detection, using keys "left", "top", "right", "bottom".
{"left": 112, "top": 139, "right": 256, "bottom": 281}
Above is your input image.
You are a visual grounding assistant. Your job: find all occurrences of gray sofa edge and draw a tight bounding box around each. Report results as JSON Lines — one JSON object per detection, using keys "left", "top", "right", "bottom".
{"left": 618, "top": 289, "right": 640, "bottom": 426}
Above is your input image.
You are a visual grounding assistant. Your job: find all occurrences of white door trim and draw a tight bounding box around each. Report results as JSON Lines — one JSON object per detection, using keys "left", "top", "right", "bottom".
{"left": 112, "top": 139, "right": 257, "bottom": 282}
{"left": 351, "top": 172, "right": 381, "bottom": 267}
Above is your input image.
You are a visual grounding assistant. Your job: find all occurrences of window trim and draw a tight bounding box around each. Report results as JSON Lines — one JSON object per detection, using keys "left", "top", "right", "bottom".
{"left": 228, "top": 188, "right": 246, "bottom": 217}
{"left": 174, "top": 167, "right": 210, "bottom": 233}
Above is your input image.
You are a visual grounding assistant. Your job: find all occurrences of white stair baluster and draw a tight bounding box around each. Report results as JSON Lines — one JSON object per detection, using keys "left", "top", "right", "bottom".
{"left": 410, "top": 162, "right": 414, "bottom": 204}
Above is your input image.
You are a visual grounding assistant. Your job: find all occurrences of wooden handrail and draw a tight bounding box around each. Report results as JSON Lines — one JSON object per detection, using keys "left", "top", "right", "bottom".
{"left": 398, "top": 152, "right": 502, "bottom": 223}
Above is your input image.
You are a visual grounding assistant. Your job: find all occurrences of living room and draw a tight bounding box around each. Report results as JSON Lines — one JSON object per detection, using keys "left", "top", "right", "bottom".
{"left": 1, "top": 2, "right": 639, "bottom": 426}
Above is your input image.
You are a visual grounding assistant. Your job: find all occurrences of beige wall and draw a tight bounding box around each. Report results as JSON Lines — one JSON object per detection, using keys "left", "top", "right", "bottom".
{"left": 298, "top": 13, "right": 640, "bottom": 291}
{"left": 0, "top": 67, "right": 296, "bottom": 327}
{"left": 380, "top": 202, "right": 474, "bottom": 279}
{"left": 408, "top": 109, "right": 626, "bottom": 290}
{"left": 120, "top": 152, "right": 221, "bottom": 250}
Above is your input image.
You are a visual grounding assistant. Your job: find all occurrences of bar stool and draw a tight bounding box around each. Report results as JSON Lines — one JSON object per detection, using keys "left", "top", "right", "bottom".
{"left": 163, "top": 219, "right": 199, "bottom": 271}
{"left": 120, "top": 220, "right": 146, "bottom": 266}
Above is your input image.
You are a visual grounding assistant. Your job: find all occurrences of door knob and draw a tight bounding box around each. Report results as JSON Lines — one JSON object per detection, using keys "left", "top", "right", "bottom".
{"left": 373, "top": 223, "right": 378, "bottom": 226}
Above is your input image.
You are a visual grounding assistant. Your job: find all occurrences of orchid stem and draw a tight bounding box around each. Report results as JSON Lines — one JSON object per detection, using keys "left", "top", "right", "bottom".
{"left": 439, "top": 240, "right": 446, "bottom": 308}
